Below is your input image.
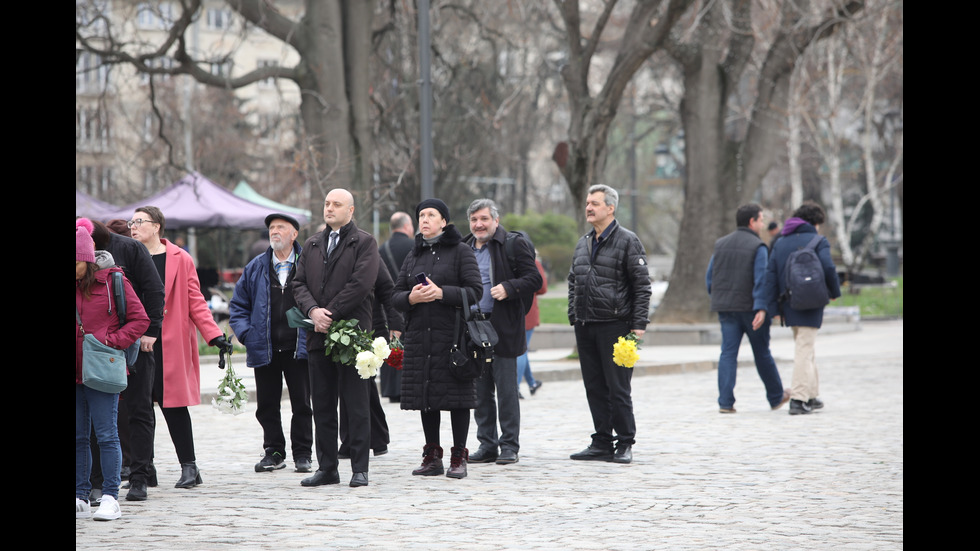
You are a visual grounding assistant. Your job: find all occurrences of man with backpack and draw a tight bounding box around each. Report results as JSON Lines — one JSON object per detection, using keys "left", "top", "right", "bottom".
{"left": 706, "top": 204, "right": 790, "bottom": 414}
{"left": 463, "top": 198, "right": 542, "bottom": 465}
{"left": 763, "top": 201, "right": 842, "bottom": 415}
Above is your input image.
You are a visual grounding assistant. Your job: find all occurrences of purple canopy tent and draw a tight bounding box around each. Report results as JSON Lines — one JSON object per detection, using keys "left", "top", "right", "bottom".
{"left": 98, "top": 173, "right": 313, "bottom": 277}
{"left": 76, "top": 189, "right": 120, "bottom": 220}
{"left": 100, "top": 172, "right": 311, "bottom": 229}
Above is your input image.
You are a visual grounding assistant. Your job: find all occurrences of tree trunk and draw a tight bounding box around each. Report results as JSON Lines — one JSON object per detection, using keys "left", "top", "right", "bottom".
{"left": 342, "top": 0, "right": 375, "bottom": 219}
{"left": 655, "top": 0, "right": 863, "bottom": 323}
{"left": 296, "top": 0, "right": 354, "bottom": 217}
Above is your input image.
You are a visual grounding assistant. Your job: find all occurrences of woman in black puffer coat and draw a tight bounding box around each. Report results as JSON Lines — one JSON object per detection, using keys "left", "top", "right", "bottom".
{"left": 392, "top": 199, "right": 482, "bottom": 479}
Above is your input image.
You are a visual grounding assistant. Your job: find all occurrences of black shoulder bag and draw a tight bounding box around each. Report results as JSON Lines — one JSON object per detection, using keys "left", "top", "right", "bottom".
{"left": 450, "top": 289, "right": 498, "bottom": 381}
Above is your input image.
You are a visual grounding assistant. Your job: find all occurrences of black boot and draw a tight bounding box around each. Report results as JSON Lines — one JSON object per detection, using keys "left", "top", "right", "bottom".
{"left": 446, "top": 447, "right": 468, "bottom": 479}
{"left": 411, "top": 444, "right": 444, "bottom": 476}
{"left": 174, "top": 462, "right": 202, "bottom": 488}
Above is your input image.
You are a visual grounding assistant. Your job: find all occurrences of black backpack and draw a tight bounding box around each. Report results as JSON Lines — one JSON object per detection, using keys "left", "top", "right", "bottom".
{"left": 462, "top": 230, "right": 535, "bottom": 315}
{"left": 504, "top": 231, "right": 534, "bottom": 315}
{"left": 109, "top": 270, "right": 140, "bottom": 365}
{"left": 782, "top": 235, "right": 830, "bottom": 310}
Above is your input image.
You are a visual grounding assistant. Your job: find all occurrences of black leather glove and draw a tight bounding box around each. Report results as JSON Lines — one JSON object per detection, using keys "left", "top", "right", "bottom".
{"left": 210, "top": 335, "right": 234, "bottom": 356}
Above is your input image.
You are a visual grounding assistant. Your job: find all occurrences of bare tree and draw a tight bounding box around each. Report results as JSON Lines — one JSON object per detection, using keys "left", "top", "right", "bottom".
{"left": 814, "top": 1, "right": 903, "bottom": 281}
{"left": 370, "top": 1, "right": 567, "bottom": 219}
{"left": 652, "top": 0, "right": 864, "bottom": 322}
{"left": 76, "top": 0, "right": 375, "bottom": 219}
{"left": 550, "top": 0, "right": 694, "bottom": 225}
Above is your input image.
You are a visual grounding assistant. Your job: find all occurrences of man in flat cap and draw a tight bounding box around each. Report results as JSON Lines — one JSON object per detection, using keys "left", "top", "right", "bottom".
{"left": 230, "top": 213, "right": 314, "bottom": 474}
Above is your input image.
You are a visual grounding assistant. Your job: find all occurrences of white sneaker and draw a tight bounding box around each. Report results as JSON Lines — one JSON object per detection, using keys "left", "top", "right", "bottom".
{"left": 92, "top": 494, "right": 121, "bottom": 521}
{"left": 76, "top": 498, "right": 91, "bottom": 519}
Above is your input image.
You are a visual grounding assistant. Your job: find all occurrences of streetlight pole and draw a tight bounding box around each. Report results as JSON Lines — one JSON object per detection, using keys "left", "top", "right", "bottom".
{"left": 418, "top": 0, "right": 434, "bottom": 201}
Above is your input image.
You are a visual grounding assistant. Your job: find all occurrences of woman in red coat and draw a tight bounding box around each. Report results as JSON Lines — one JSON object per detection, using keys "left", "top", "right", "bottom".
{"left": 76, "top": 218, "right": 149, "bottom": 520}
{"left": 129, "top": 206, "right": 233, "bottom": 489}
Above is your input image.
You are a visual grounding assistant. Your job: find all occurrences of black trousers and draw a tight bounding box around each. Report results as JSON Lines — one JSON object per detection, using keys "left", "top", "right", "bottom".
{"left": 253, "top": 352, "right": 313, "bottom": 460}
{"left": 309, "top": 352, "right": 372, "bottom": 473}
{"left": 153, "top": 345, "right": 196, "bottom": 464}
{"left": 340, "top": 376, "right": 389, "bottom": 453}
{"left": 574, "top": 320, "right": 636, "bottom": 449}
{"left": 90, "top": 350, "right": 156, "bottom": 488}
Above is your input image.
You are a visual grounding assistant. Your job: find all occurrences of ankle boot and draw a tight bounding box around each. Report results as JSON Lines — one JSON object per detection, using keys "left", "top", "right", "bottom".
{"left": 411, "top": 444, "right": 444, "bottom": 476}
{"left": 446, "top": 446, "right": 468, "bottom": 479}
{"left": 174, "top": 462, "right": 202, "bottom": 488}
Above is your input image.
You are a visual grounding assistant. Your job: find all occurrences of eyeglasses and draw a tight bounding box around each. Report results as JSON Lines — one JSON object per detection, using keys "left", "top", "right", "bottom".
{"left": 127, "top": 218, "right": 156, "bottom": 228}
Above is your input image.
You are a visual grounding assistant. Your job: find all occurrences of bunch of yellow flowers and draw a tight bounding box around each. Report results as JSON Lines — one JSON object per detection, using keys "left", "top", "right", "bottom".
{"left": 612, "top": 333, "right": 641, "bottom": 368}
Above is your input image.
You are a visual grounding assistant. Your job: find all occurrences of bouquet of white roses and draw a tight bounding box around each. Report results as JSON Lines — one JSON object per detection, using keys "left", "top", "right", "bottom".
{"left": 212, "top": 356, "right": 247, "bottom": 415}
{"left": 324, "top": 319, "right": 391, "bottom": 379}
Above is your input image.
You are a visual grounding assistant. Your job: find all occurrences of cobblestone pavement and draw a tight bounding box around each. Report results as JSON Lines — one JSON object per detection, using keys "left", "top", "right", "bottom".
{"left": 77, "top": 321, "right": 903, "bottom": 550}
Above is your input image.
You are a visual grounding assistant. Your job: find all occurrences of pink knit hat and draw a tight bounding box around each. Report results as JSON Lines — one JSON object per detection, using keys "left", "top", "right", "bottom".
{"left": 76, "top": 218, "right": 96, "bottom": 263}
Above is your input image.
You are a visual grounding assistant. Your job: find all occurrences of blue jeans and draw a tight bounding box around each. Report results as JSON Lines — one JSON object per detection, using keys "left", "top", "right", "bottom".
{"left": 515, "top": 329, "right": 537, "bottom": 387}
{"left": 76, "top": 384, "right": 121, "bottom": 500}
{"left": 717, "top": 311, "right": 784, "bottom": 409}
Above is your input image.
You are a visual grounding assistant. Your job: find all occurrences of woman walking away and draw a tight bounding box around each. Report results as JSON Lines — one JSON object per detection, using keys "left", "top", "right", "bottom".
{"left": 392, "top": 199, "right": 482, "bottom": 479}
{"left": 76, "top": 218, "right": 149, "bottom": 520}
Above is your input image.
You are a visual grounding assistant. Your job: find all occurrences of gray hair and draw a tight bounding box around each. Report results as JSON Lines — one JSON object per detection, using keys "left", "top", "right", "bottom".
{"left": 466, "top": 198, "right": 500, "bottom": 220}
{"left": 588, "top": 184, "right": 619, "bottom": 209}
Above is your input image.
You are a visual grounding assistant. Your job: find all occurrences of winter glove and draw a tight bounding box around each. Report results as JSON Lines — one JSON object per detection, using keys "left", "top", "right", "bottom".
{"left": 210, "top": 335, "right": 234, "bottom": 368}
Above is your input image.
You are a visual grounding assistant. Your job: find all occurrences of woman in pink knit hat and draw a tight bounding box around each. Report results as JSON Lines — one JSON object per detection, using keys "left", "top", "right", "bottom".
{"left": 76, "top": 218, "right": 149, "bottom": 521}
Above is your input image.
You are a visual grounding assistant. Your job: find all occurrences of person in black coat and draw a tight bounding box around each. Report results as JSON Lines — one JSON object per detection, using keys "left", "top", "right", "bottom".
{"left": 391, "top": 199, "right": 482, "bottom": 479}
{"left": 378, "top": 212, "right": 414, "bottom": 402}
{"left": 292, "top": 189, "right": 380, "bottom": 488}
{"left": 567, "top": 185, "right": 651, "bottom": 465}
{"left": 338, "top": 263, "right": 404, "bottom": 458}
{"left": 90, "top": 219, "right": 165, "bottom": 503}
{"left": 463, "top": 199, "right": 542, "bottom": 466}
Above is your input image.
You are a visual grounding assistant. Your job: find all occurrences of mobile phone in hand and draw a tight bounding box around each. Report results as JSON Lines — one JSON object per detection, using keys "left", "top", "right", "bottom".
{"left": 415, "top": 272, "right": 429, "bottom": 286}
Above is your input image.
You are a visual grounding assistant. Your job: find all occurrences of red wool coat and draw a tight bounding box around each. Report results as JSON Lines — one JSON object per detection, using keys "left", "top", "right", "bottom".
{"left": 158, "top": 239, "right": 224, "bottom": 407}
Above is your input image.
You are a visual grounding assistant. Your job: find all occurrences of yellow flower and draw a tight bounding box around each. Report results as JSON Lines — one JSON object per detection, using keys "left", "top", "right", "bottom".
{"left": 612, "top": 334, "right": 640, "bottom": 368}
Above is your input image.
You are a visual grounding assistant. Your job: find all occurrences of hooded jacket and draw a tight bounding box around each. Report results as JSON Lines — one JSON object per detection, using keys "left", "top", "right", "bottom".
{"left": 76, "top": 251, "right": 150, "bottom": 384}
{"left": 763, "top": 218, "right": 842, "bottom": 328}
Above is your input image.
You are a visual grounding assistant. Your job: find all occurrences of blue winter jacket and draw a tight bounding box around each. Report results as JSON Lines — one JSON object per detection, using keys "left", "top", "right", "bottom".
{"left": 229, "top": 244, "right": 308, "bottom": 367}
{"left": 763, "top": 219, "right": 842, "bottom": 328}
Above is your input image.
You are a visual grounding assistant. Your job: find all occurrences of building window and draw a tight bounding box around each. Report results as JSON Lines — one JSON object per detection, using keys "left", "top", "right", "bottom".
{"left": 257, "top": 59, "right": 278, "bottom": 88}
{"left": 76, "top": 0, "right": 109, "bottom": 34}
{"left": 76, "top": 52, "right": 108, "bottom": 94}
{"left": 140, "top": 57, "right": 174, "bottom": 84}
{"left": 210, "top": 61, "right": 232, "bottom": 78}
{"left": 77, "top": 165, "right": 115, "bottom": 197}
{"left": 137, "top": 2, "right": 175, "bottom": 29}
{"left": 206, "top": 8, "right": 232, "bottom": 30}
{"left": 77, "top": 107, "right": 110, "bottom": 151}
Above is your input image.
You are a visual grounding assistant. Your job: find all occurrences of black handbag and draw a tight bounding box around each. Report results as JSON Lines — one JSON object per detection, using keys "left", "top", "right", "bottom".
{"left": 450, "top": 289, "right": 498, "bottom": 381}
